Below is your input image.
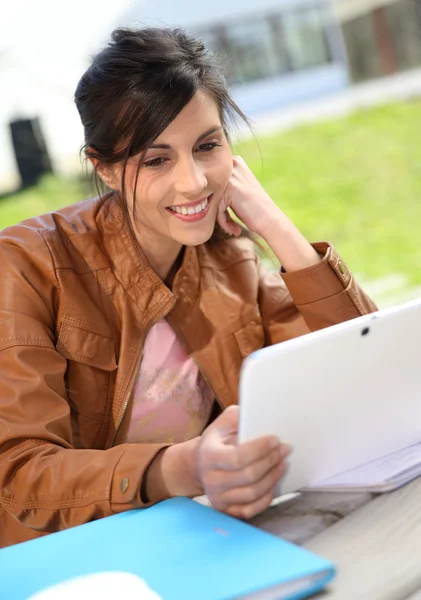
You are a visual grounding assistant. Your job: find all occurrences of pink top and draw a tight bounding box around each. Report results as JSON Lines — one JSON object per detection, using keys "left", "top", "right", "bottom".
{"left": 124, "top": 319, "right": 214, "bottom": 444}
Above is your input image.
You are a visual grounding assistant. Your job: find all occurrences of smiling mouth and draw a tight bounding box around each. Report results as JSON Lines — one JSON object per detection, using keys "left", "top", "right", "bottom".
{"left": 167, "top": 196, "right": 211, "bottom": 216}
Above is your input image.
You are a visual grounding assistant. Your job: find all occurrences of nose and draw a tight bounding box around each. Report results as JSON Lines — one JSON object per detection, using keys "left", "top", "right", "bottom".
{"left": 173, "top": 156, "right": 207, "bottom": 198}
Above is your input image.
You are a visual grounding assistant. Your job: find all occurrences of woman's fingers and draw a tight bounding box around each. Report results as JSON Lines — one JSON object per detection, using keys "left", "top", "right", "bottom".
{"left": 216, "top": 208, "right": 242, "bottom": 237}
{"left": 207, "top": 404, "right": 239, "bottom": 436}
{"left": 202, "top": 406, "right": 281, "bottom": 470}
{"left": 208, "top": 435, "right": 283, "bottom": 471}
{"left": 226, "top": 487, "right": 276, "bottom": 520}
{"left": 199, "top": 405, "right": 291, "bottom": 519}
{"left": 215, "top": 460, "right": 287, "bottom": 510}
{"left": 206, "top": 443, "right": 289, "bottom": 490}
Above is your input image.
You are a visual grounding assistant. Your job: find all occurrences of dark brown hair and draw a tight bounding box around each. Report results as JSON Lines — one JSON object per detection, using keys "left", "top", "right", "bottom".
{"left": 74, "top": 27, "right": 252, "bottom": 243}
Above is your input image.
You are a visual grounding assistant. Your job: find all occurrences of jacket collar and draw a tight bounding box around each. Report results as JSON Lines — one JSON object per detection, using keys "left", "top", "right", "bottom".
{"left": 94, "top": 194, "right": 200, "bottom": 322}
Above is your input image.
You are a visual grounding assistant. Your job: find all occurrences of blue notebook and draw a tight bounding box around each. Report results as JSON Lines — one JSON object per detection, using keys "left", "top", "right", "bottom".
{"left": 0, "top": 497, "right": 335, "bottom": 600}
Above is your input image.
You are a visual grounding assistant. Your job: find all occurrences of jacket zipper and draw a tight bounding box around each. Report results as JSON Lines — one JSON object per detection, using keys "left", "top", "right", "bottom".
{"left": 111, "top": 349, "right": 144, "bottom": 447}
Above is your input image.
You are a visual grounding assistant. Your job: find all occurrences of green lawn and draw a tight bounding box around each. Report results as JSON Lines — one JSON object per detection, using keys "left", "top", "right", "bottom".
{"left": 235, "top": 100, "right": 421, "bottom": 288}
{"left": 0, "top": 176, "right": 90, "bottom": 230}
{"left": 2, "top": 100, "right": 421, "bottom": 294}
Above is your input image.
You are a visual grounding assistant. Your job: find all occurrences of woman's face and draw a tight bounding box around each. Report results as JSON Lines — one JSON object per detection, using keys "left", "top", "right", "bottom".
{"left": 109, "top": 91, "right": 233, "bottom": 254}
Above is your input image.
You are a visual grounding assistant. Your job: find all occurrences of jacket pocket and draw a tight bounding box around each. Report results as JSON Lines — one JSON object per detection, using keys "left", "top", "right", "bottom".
{"left": 56, "top": 321, "right": 118, "bottom": 448}
{"left": 233, "top": 316, "right": 265, "bottom": 360}
{"left": 56, "top": 321, "right": 117, "bottom": 372}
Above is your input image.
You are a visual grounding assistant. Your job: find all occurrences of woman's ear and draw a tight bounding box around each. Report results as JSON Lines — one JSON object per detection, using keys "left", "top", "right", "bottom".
{"left": 88, "top": 153, "right": 120, "bottom": 191}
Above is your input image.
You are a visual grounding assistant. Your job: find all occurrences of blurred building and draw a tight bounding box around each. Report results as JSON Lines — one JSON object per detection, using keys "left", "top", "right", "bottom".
{"left": 133, "top": 0, "right": 349, "bottom": 116}
{"left": 1, "top": 0, "right": 421, "bottom": 192}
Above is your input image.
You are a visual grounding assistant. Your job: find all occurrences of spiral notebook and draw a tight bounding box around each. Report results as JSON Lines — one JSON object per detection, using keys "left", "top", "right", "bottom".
{"left": 0, "top": 497, "right": 335, "bottom": 600}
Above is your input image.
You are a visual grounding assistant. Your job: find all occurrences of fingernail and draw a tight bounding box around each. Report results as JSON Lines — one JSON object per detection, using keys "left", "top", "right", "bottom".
{"left": 270, "top": 437, "right": 280, "bottom": 449}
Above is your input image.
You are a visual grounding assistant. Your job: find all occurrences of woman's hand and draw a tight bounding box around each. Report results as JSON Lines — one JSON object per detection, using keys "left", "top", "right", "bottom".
{"left": 217, "top": 156, "right": 281, "bottom": 239}
{"left": 194, "top": 406, "right": 290, "bottom": 518}
{"left": 217, "top": 156, "right": 321, "bottom": 272}
{"left": 153, "top": 406, "right": 290, "bottom": 519}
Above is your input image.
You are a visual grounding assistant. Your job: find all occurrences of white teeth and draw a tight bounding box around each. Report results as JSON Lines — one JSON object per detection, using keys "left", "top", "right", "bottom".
{"left": 170, "top": 196, "right": 210, "bottom": 216}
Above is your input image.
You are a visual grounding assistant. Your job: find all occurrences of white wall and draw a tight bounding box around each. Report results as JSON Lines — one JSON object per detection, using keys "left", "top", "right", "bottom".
{"left": 0, "top": 0, "right": 132, "bottom": 193}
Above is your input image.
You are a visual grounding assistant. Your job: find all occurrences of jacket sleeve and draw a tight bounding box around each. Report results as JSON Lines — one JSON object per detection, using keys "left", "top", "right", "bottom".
{"left": 0, "top": 226, "right": 169, "bottom": 534}
{"left": 258, "top": 241, "right": 378, "bottom": 345}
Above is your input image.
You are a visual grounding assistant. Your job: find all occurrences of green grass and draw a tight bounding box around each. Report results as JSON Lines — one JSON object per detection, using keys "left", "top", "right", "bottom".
{"left": 235, "top": 100, "right": 421, "bottom": 286}
{"left": 2, "top": 100, "right": 421, "bottom": 289}
{"left": 0, "top": 176, "right": 90, "bottom": 230}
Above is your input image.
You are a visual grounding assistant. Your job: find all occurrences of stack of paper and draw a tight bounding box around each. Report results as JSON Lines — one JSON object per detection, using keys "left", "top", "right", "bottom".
{"left": 307, "top": 443, "right": 421, "bottom": 493}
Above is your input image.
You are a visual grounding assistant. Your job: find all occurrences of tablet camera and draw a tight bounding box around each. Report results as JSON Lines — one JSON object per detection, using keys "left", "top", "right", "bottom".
{"left": 361, "top": 327, "right": 370, "bottom": 336}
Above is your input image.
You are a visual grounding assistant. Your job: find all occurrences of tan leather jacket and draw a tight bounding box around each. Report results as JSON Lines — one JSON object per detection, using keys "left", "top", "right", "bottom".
{"left": 0, "top": 194, "right": 377, "bottom": 547}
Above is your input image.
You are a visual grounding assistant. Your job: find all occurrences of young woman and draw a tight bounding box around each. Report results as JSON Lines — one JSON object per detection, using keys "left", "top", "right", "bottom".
{"left": 0, "top": 27, "right": 377, "bottom": 548}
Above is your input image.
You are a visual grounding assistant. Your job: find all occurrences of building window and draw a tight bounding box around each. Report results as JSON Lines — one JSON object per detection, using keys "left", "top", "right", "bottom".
{"left": 283, "top": 7, "right": 331, "bottom": 70}
{"left": 195, "top": 3, "right": 332, "bottom": 86}
{"left": 223, "top": 20, "right": 285, "bottom": 84}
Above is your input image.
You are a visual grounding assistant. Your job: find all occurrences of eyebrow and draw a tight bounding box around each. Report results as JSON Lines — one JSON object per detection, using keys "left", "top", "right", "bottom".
{"left": 149, "top": 126, "right": 223, "bottom": 150}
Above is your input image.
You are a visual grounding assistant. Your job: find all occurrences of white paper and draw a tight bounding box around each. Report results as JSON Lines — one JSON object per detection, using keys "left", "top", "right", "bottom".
{"left": 308, "top": 443, "right": 421, "bottom": 489}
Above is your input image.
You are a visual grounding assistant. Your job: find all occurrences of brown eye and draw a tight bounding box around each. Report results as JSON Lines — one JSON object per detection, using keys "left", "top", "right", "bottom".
{"left": 197, "top": 142, "right": 222, "bottom": 152}
{"left": 144, "top": 157, "right": 167, "bottom": 168}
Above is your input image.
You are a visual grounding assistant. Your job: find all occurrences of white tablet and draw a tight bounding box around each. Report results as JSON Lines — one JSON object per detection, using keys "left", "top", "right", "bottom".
{"left": 238, "top": 298, "right": 421, "bottom": 496}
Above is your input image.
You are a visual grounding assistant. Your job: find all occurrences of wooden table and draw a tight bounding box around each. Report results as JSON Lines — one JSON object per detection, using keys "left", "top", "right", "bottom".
{"left": 248, "top": 477, "right": 421, "bottom": 599}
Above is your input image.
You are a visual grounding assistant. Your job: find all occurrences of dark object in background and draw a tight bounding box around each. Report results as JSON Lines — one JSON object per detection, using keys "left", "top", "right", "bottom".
{"left": 9, "top": 117, "right": 53, "bottom": 188}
